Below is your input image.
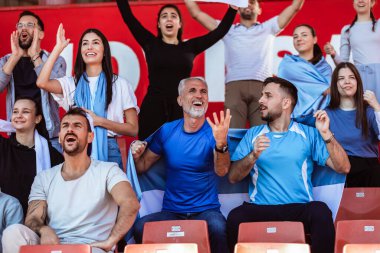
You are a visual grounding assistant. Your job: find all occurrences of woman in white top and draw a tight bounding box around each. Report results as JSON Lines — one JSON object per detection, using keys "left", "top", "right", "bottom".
{"left": 37, "top": 24, "right": 139, "bottom": 169}
{"left": 324, "top": 0, "right": 380, "bottom": 99}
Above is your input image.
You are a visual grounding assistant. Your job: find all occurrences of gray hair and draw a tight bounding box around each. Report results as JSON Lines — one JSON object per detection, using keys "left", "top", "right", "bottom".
{"left": 178, "top": 76, "right": 208, "bottom": 96}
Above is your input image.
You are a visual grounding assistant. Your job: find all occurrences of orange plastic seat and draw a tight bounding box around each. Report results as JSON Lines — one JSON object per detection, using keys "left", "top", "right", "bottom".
{"left": 238, "top": 221, "right": 305, "bottom": 243}
{"left": 124, "top": 243, "right": 198, "bottom": 253}
{"left": 234, "top": 243, "right": 310, "bottom": 253}
{"left": 19, "top": 244, "right": 91, "bottom": 253}
{"left": 335, "top": 188, "right": 380, "bottom": 224}
{"left": 343, "top": 244, "right": 380, "bottom": 253}
{"left": 335, "top": 220, "right": 380, "bottom": 253}
{"left": 142, "top": 220, "right": 210, "bottom": 253}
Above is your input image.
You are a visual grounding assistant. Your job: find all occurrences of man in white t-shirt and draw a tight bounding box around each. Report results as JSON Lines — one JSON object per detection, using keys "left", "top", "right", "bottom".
{"left": 2, "top": 108, "right": 140, "bottom": 253}
{"left": 185, "top": 0, "right": 304, "bottom": 128}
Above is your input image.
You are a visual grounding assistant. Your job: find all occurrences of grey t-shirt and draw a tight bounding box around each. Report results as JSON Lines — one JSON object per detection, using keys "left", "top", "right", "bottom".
{"left": 29, "top": 160, "right": 129, "bottom": 244}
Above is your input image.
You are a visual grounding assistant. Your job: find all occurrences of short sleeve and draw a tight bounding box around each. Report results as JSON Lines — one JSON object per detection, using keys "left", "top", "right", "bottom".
{"left": 263, "top": 16, "right": 283, "bottom": 36}
{"left": 309, "top": 127, "right": 329, "bottom": 166}
{"left": 231, "top": 130, "right": 254, "bottom": 162}
{"left": 4, "top": 197, "right": 24, "bottom": 226}
{"left": 52, "top": 76, "right": 76, "bottom": 111}
{"left": 28, "top": 173, "right": 47, "bottom": 203}
{"left": 119, "top": 78, "right": 140, "bottom": 114}
{"left": 106, "top": 164, "right": 129, "bottom": 193}
{"left": 147, "top": 126, "right": 165, "bottom": 156}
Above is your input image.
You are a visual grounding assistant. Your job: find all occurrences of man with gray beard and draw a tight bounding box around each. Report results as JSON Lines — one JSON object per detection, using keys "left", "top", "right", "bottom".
{"left": 130, "top": 77, "right": 231, "bottom": 253}
{"left": 0, "top": 10, "right": 65, "bottom": 152}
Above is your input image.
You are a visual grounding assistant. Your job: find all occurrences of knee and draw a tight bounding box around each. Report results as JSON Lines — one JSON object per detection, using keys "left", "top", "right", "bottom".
{"left": 227, "top": 206, "right": 245, "bottom": 229}
{"left": 2, "top": 224, "right": 25, "bottom": 241}
{"left": 206, "top": 214, "right": 227, "bottom": 235}
{"left": 309, "top": 201, "right": 333, "bottom": 223}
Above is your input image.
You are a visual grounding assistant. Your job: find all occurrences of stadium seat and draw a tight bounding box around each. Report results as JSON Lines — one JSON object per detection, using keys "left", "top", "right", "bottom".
{"left": 142, "top": 220, "right": 210, "bottom": 253}
{"left": 19, "top": 244, "right": 91, "bottom": 253}
{"left": 238, "top": 221, "right": 305, "bottom": 243}
{"left": 234, "top": 243, "right": 310, "bottom": 253}
{"left": 124, "top": 243, "right": 198, "bottom": 253}
{"left": 335, "top": 187, "right": 380, "bottom": 224}
{"left": 343, "top": 243, "right": 380, "bottom": 253}
{"left": 335, "top": 220, "right": 380, "bottom": 253}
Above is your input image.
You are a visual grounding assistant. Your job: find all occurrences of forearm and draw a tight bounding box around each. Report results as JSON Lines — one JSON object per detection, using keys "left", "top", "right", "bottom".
{"left": 36, "top": 46, "right": 62, "bottom": 90}
{"left": 2, "top": 55, "right": 20, "bottom": 76}
{"left": 214, "top": 151, "right": 230, "bottom": 176}
{"left": 97, "top": 117, "right": 138, "bottom": 137}
{"left": 322, "top": 131, "right": 350, "bottom": 173}
{"left": 106, "top": 202, "right": 139, "bottom": 246}
{"left": 278, "top": 0, "right": 304, "bottom": 29}
{"left": 35, "top": 56, "right": 66, "bottom": 79}
{"left": 229, "top": 152, "right": 256, "bottom": 183}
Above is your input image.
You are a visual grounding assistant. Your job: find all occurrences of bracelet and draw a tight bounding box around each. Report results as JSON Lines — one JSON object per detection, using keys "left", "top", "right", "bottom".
{"left": 324, "top": 132, "right": 334, "bottom": 144}
{"left": 31, "top": 55, "right": 40, "bottom": 63}
{"left": 30, "top": 52, "right": 40, "bottom": 59}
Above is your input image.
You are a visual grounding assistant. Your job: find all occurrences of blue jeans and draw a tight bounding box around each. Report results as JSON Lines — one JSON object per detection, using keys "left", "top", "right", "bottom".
{"left": 107, "top": 138, "right": 123, "bottom": 170}
{"left": 134, "top": 209, "right": 229, "bottom": 253}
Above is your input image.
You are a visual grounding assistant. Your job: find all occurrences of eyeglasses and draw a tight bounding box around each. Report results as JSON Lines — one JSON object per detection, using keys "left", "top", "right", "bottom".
{"left": 16, "top": 22, "right": 36, "bottom": 30}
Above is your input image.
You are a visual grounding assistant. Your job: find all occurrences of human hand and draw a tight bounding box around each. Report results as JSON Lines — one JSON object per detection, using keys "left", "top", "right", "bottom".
{"left": 10, "top": 31, "right": 23, "bottom": 59}
{"left": 40, "top": 226, "right": 60, "bottom": 245}
{"left": 90, "top": 239, "right": 114, "bottom": 252}
{"left": 82, "top": 109, "right": 101, "bottom": 127}
{"left": 206, "top": 109, "right": 231, "bottom": 148}
{"left": 131, "top": 140, "right": 147, "bottom": 159}
{"left": 314, "top": 110, "right": 330, "bottom": 136}
{"left": 324, "top": 42, "right": 336, "bottom": 57}
{"left": 55, "top": 23, "right": 70, "bottom": 52}
{"left": 253, "top": 133, "right": 270, "bottom": 159}
{"left": 27, "top": 28, "right": 40, "bottom": 58}
{"left": 364, "top": 90, "right": 380, "bottom": 111}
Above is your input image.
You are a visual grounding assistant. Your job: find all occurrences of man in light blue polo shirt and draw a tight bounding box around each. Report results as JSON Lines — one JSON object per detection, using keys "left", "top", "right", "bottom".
{"left": 227, "top": 77, "right": 350, "bottom": 253}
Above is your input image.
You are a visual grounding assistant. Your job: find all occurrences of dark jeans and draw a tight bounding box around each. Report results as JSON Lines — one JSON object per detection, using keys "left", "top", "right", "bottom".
{"left": 134, "top": 209, "right": 229, "bottom": 253}
{"left": 226, "top": 201, "right": 335, "bottom": 253}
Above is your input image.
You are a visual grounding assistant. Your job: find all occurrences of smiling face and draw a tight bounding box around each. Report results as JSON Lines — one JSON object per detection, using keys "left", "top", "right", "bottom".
{"left": 337, "top": 67, "right": 358, "bottom": 98}
{"left": 177, "top": 79, "right": 208, "bottom": 118}
{"left": 80, "top": 32, "right": 104, "bottom": 66}
{"left": 11, "top": 99, "right": 41, "bottom": 132}
{"left": 293, "top": 25, "right": 316, "bottom": 55}
{"left": 59, "top": 114, "right": 93, "bottom": 156}
{"left": 353, "top": 0, "right": 375, "bottom": 15}
{"left": 158, "top": 7, "right": 182, "bottom": 40}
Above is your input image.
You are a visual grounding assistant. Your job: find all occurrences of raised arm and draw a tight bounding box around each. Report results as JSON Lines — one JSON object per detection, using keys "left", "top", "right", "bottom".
{"left": 229, "top": 134, "right": 270, "bottom": 183}
{"left": 184, "top": 0, "right": 218, "bottom": 31}
{"left": 36, "top": 24, "right": 69, "bottom": 95}
{"left": 25, "top": 200, "right": 60, "bottom": 245}
{"left": 116, "top": 0, "right": 155, "bottom": 47}
{"left": 90, "top": 181, "right": 140, "bottom": 252}
{"left": 314, "top": 110, "right": 350, "bottom": 174}
{"left": 190, "top": 6, "right": 236, "bottom": 55}
{"left": 131, "top": 141, "right": 161, "bottom": 174}
{"left": 207, "top": 109, "right": 231, "bottom": 176}
{"left": 277, "top": 0, "right": 304, "bottom": 29}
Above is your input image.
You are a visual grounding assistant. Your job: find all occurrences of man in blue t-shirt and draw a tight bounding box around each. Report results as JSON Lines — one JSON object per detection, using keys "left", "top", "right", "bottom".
{"left": 131, "top": 77, "right": 231, "bottom": 253}
{"left": 227, "top": 77, "right": 350, "bottom": 253}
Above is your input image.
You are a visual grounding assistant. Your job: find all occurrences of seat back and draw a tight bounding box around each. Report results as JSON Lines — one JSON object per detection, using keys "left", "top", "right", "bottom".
{"left": 335, "top": 220, "right": 380, "bottom": 253}
{"left": 343, "top": 244, "right": 380, "bottom": 253}
{"left": 238, "top": 221, "right": 305, "bottom": 243}
{"left": 234, "top": 243, "right": 310, "bottom": 253}
{"left": 335, "top": 188, "right": 380, "bottom": 224}
{"left": 19, "top": 244, "right": 91, "bottom": 253}
{"left": 124, "top": 243, "right": 198, "bottom": 253}
{"left": 142, "top": 220, "right": 210, "bottom": 253}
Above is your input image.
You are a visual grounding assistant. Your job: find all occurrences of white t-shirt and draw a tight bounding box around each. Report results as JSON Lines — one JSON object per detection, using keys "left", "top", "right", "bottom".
{"left": 221, "top": 16, "right": 282, "bottom": 83}
{"left": 53, "top": 75, "right": 139, "bottom": 136}
{"left": 29, "top": 160, "right": 129, "bottom": 244}
{"left": 338, "top": 20, "right": 380, "bottom": 65}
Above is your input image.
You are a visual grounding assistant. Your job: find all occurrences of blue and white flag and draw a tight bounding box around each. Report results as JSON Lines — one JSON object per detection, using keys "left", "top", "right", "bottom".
{"left": 127, "top": 128, "right": 345, "bottom": 221}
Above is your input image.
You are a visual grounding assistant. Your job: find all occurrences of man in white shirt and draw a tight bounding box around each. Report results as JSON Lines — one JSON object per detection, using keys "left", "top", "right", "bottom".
{"left": 2, "top": 107, "right": 140, "bottom": 253}
{"left": 185, "top": 0, "right": 304, "bottom": 128}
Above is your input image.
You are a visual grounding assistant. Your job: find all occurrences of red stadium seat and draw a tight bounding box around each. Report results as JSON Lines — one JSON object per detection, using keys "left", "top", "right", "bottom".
{"left": 142, "top": 220, "right": 210, "bottom": 253}
{"left": 335, "top": 188, "right": 380, "bottom": 224}
{"left": 19, "top": 244, "right": 91, "bottom": 253}
{"left": 343, "top": 244, "right": 380, "bottom": 253}
{"left": 335, "top": 220, "right": 380, "bottom": 253}
{"left": 124, "top": 243, "right": 198, "bottom": 253}
{"left": 234, "top": 243, "right": 310, "bottom": 253}
{"left": 238, "top": 221, "right": 305, "bottom": 243}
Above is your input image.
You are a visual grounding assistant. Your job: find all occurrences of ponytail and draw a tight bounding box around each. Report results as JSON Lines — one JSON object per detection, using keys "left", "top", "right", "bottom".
{"left": 309, "top": 44, "right": 323, "bottom": 65}
{"left": 370, "top": 10, "right": 377, "bottom": 31}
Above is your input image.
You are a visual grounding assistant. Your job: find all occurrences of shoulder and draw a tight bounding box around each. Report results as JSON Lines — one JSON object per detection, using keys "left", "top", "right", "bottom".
{"left": 0, "top": 53, "right": 12, "bottom": 62}
{"left": 341, "top": 24, "right": 351, "bottom": 34}
{"left": 245, "top": 124, "right": 268, "bottom": 139}
{"left": 0, "top": 192, "right": 20, "bottom": 206}
{"left": 37, "top": 163, "right": 63, "bottom": 181}
{"left": 113, "top": 75, "right": 134, "bottom": 90}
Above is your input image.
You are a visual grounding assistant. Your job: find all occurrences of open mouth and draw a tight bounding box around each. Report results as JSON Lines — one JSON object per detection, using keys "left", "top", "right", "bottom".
{"left": 65, "top": 135, "right": 78, "bottom": 143}
{"left": 165, "top": 24, "right": 174, "bottom": 30}
{"left": 85, "top": 52, "right": 97, "bottom": 57}
{"left": 192, "top": 101, "right": 203, "bottom": 107}
{"left": 20, "top": 33, "right": 29, "bottom": 40}
{"left": 259, "top": 105, "right": 267, "bottom": 111}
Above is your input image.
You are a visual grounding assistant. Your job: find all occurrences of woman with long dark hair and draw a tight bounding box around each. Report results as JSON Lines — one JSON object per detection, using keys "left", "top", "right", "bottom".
{"left": 37, "top": 25, "right": 139, "bottom": 169}
{"left": 327, "top": 62, "right": 380, "bottom": 187}
{"left": 278, "top": 24, "right": 331, "bottom": 125}
{"left": 0, "top": 97, "right": 63, "bottom": 215}
{"left": 116, "top": 0, "right": 236, "bottom": 140}
{"left": 324, "top": 0, "right": 380, "bottom": 99}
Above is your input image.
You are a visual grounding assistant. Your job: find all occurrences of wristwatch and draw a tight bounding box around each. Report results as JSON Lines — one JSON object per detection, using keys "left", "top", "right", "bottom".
{"left": 215, "top": 144, "right": 229, "bottom": 153}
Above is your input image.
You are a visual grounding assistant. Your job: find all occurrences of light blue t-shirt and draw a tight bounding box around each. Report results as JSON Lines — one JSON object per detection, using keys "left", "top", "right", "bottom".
{"left": 326, "top": 107, "right": 379, "bottom": 158}
{"left": 231, "top": 121, "right": 329, "bottom": 205}
{"left": 0, "top": 192, "right": 23, "bottom": 252}
{"left": 149, "top": 119, "right": 220, "bottom": 213}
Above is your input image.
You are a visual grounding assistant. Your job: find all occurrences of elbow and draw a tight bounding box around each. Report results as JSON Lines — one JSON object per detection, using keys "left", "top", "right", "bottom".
{"left": 216, "top": 167, "right": 229, "bottom": 177}
{"left": 36, "top": 79, "right": 46, "bottom": 89}
{"left": 228, "top": 174, "right": 239, "bottom": 184}
{"left": 341, "top": 161, "right": 351, "bottom": 174}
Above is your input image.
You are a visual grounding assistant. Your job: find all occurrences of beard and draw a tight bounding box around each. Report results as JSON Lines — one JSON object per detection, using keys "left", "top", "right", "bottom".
{"left": 62, "top": 134, "right": 85, "bottom": 156}
{"left": 239, "top": 8, "right": 255, "bottom": 20}
{"left": 19, "top": 36, "right": 33, "bottom": 50}
{"left": 183, "top": 105, "right": 208, "bottom": 118}
{"left": 261, "top": 110, "right": 282, "bottom": 123}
